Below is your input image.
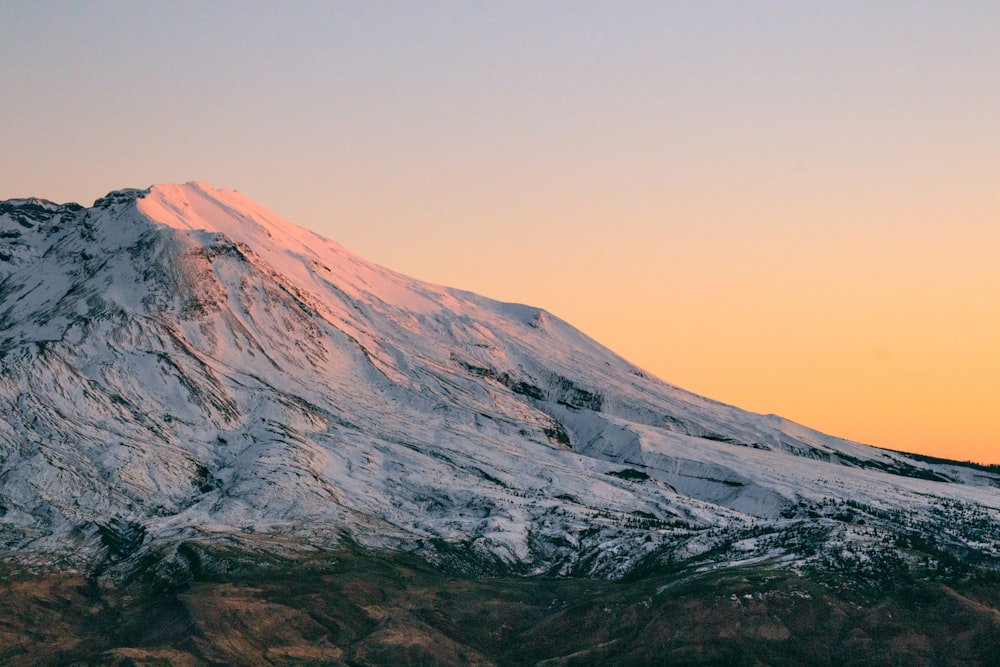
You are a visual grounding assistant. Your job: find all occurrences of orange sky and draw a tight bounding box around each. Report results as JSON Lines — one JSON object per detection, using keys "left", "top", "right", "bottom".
{"left": 315, "top": 157, "right": 999, "bottom": 463}
{"left": 2, "top": 3, "right": 998, "bottom": 462}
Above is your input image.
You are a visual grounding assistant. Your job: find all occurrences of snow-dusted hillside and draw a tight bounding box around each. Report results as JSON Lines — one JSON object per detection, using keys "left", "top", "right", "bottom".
{"left": 1, "top": 183, "right": 998, "bottom": 576}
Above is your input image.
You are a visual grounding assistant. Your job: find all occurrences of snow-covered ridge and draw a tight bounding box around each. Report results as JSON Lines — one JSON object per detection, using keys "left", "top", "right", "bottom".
{"left": 1, "top": 183, "right": 998, "bottom": 576}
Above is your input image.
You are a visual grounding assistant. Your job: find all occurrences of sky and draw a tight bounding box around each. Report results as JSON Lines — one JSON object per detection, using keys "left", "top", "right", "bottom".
{"left": 2, "top": 1, "right": 998, "bottom": 463}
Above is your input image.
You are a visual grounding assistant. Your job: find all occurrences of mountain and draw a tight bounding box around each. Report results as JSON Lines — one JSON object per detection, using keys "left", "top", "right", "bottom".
{"left": 2, "top": 182, "right": 999, "bottom": 581}
{"left": 4, "top": 183, "right": 1000, "bottom": 664}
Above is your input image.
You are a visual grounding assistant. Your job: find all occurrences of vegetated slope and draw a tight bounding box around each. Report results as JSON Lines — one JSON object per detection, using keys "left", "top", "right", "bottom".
{"left": 0, "top": 183, "right": 998, "bottom": 581}
{"left": 4, "top": 542, "right": 1000, "bottom": 666}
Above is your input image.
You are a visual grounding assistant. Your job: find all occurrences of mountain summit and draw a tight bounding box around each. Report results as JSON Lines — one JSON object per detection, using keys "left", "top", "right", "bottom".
{"left": 1, "top": 183, "right": 998, "bottom": 577}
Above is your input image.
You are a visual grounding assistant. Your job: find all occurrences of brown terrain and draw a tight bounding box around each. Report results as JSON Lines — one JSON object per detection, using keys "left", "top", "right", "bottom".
{"left": 3, "top": 541, "right": 1000, "bottom": 666}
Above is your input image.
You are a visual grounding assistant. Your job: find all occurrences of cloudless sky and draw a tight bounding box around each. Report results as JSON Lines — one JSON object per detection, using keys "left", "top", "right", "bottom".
{"left": 2, "top": 1, "right": 999, "bottom": 462}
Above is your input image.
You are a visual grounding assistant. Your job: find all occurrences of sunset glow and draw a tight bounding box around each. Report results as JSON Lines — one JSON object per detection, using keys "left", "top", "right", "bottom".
{"left": 2, "top": 2, "right": 997, "bottom": 462}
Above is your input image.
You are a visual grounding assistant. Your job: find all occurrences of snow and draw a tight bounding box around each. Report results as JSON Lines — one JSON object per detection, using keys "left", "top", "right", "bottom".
{"left": 0, "top": 182, "right": 998, "bottom": 577}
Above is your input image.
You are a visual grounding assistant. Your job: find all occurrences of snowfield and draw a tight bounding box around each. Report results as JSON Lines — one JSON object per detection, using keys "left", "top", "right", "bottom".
{"left": 1, "top": 182, "right": 998, "bottom": 577}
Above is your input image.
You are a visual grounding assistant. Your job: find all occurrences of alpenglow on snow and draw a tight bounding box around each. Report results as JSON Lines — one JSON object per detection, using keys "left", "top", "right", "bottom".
{"left": 1, "top": 183, "right": 998, "bottom": 576}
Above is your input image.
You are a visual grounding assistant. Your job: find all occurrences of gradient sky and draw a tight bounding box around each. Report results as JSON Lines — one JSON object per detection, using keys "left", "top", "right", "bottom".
{"left": 2, "top": 1, "right": 998, "bottom": 462}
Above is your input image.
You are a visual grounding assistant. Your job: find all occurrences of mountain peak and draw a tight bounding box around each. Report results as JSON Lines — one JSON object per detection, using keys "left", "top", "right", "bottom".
{"left": 2, "top": 183, "right": 999, "bottom": 579}
{"left": 2, "top": 196, "right": 70, "bottom": 210}
{"left": 92, "top": 187, "right": 150, "bottom": 210}
{"left": 137, "top": 181, "right": 338, "bottom": 263}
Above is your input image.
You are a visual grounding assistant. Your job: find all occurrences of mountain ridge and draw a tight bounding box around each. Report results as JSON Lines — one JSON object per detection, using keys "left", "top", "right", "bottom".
{"left": 1, "top": 182, "right": 998, "bottom": 579}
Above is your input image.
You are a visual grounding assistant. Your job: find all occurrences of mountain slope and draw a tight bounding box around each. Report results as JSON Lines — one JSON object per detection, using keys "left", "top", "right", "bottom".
{"left": 1, "top": 183, "right": 998, "bottom": 578}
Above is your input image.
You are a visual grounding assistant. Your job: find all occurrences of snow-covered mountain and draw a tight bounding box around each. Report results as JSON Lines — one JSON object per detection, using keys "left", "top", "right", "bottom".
{"left": 1, "top": 183, "right": 998, "bottom": 577}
